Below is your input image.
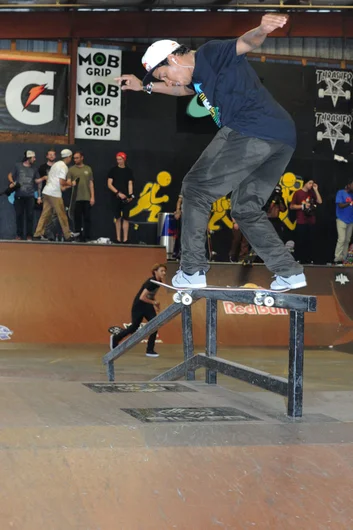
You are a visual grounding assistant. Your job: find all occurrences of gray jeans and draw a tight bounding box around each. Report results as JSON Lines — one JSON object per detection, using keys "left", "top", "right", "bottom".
{"left": 181, "top": 127, "right": 303, "bottom": 277}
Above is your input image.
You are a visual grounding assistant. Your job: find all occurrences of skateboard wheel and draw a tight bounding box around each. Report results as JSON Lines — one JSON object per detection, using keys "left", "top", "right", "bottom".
{"left": 173, "top": 292, "right": 182, "bottom": 304}
{"left": 254, "top": 296, "right": 263, "bottom": 306}
{"left": 264, "top": 296, "right": 275, "bottom": 307}
{"left": 181, "top": 293, "right": 193, "bottom": 306}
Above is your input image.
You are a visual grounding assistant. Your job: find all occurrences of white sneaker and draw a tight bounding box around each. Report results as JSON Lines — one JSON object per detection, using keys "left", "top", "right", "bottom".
{"left": 108, "top": 326, "right": 123, "bottom": 334}
{"left": 270, "top": 273, "right": 307, "bottom": 291}
{"left": 172, "top": 270, "right": 207, "bottom": 288}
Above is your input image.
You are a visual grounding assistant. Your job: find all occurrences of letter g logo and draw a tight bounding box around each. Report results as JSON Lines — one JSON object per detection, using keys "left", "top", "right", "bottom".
{"left": 5, "top": 70, "right": 55, "bottom": 125}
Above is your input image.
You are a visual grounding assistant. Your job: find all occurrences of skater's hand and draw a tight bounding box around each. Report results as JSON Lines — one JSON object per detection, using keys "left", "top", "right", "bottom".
{"left": 260, "top": 14, "right": 288, "bottom": 35}
{"left": 117, "top": 192, "right": 127, "bottom": 200}
{"left": 37, "top": 197, "right": 42, "bottom": 205}
{"left": 9, "top": 181, "right": 16, "bottom": 189}
{"left": 115, "top": 74, "right": 143, "bottom": 92}
{"left": 312, "top": 183, "right": 319, "bottom": 192}
{"left": 71, "top": 180, "right": 77, "bottom": 187}
{"left": 90, "top": 198, "right": 95, "bottom": 206}
{"left": 154, "top": 301, "right": 160, "bottom": 312}
{"left": 174, "top": 211, "right": 181, "bottom": 220}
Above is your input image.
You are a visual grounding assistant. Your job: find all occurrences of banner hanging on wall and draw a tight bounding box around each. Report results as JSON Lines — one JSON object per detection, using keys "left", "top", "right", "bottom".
{"left": 75, "top": 47, "right": 122, "bottom": 141}
{"left": 0, "top": 56, "right": 68, "bottom": 134}
{"left": 314, "top": 67, "right": 353, "bottom": 154}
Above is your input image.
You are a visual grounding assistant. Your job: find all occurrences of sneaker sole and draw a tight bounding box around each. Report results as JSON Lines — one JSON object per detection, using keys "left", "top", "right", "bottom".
{"left": 171, "top": 283, "right": 207, "bottom": 289}
{"left": 272, "top": 281, "right": 307, "bottom": 291}
{"left": 146, "top": 353, "right": 159, "bottom": 357}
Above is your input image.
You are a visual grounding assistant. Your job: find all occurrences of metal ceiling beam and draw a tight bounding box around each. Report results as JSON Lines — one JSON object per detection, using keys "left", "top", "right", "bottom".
{"left": 0, "top": 10, "right": 351, "bottom": 38}
{"left": 0, "top": 2, "right": 352, "bottom": 8}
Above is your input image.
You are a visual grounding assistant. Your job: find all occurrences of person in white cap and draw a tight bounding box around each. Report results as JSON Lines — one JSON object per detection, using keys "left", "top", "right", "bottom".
{"left": 7, "top": 150, "right": 40, "bottom": 240}
{"left": 116, "top": 14, "right": 307, "bottom": 292}
{"left": 33, "top": 149, "right": 76, "bottom": 242}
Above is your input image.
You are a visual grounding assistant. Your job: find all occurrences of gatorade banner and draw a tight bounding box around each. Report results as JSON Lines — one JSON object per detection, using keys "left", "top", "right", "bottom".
{"left": 0, "top": 55, "right": 68, "bottom": 134}
{"left": 75, "top": 47, "right": 122, "bottom": 141}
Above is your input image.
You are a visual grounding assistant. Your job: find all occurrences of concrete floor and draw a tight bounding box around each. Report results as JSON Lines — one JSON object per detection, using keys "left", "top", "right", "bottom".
{"left": 1, "top": 343, "right": 353, "bottom": 530}
{"left": 1, "top": 342, "right": 352, "bottom": 391}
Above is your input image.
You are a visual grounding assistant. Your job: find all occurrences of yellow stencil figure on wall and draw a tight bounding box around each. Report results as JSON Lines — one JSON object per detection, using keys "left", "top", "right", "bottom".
{"left": 208, "top": 196, "right": 233, "bottom": 231}
{"left": 129, "top": 171, "right": 172, "bottom": 223}
{"left": 279, "top": 172, "right": 304, "bottom": 230}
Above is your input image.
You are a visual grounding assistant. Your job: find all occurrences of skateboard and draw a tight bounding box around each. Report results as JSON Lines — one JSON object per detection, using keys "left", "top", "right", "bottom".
{"left": 68, "top": 177, "right": 80, "bottom": 225}
{"left": 151, "top": 280, "right": 288, "bottom": 307}
{"left": 0, "top": 182, "right": 21, "bottom": 196}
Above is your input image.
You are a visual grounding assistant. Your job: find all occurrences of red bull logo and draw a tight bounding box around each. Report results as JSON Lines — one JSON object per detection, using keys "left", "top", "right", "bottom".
{"left": 223, "top": 302, "right": 288, "bottom": 316}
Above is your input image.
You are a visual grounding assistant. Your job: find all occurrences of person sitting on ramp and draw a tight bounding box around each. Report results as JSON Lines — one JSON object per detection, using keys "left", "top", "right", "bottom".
{"left": 108, "top": 263, "right": 167, "bottom": 357}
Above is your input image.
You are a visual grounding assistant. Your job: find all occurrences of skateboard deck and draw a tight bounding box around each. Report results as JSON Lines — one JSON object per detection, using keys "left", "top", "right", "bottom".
{"left": 0, "top": 182, "right": 21, "bottom": 197}
{"left": 151, "top": 280, "right": 288, "bottom": 306}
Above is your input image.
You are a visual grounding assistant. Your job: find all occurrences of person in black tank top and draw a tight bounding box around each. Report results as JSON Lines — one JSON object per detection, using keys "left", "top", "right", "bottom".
{"left": 109, "top": 263, "right": 167, "bottom": 357}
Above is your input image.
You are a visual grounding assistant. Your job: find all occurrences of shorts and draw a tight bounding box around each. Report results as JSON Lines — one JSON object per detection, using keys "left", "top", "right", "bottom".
{"left": 113, "top": 197, "right": 130, "bottom": 220}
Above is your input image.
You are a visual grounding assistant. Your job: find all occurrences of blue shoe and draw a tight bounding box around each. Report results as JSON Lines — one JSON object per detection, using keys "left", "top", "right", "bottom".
{"left": 270, "top": 273, "right": 307, "bottom": 291}
{"left": 172, "top": 270, "right": 207, "bottom": 288}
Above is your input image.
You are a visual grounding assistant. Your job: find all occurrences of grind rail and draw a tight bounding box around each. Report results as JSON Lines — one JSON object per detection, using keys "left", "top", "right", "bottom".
{"left": 103, "top": 288, "right": 317, "bottom": 418}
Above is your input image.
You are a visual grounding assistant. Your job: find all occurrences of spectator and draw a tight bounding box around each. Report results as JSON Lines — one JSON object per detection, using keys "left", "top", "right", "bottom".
{"left": 264, "top": 183, "right": 286, "bottom": 240}
{"left": 8, "top": 150, "right": 40, "bottom": 241}
{"left": 33, "top": 149, "right": 76, "bottom": 242}
{"left": 290, "top": 178, "right": 322, "bottom": 264}
{"left": 35, "top": 148, "right": 57, "bottom": 238}
{"left": 107, "top": 152, "right": 134, "bottom": 243}
{"left": 67, "top": 151, "right": 95, "bottom": 242}
{"left": 334, "top": 179, "right": 353, "bottom": 265}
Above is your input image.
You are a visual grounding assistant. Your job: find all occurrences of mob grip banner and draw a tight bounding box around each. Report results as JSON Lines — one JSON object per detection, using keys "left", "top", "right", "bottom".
{"left": 75, "top": 47, "right": 122, "bottom": 141}
{"left": 0, "top": 57, "right": 68, "bottom": 134}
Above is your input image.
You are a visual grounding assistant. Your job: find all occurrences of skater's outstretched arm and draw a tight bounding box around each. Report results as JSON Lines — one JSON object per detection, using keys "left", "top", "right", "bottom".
{"left": 115, "top": 75, "right": 194, "bottom": 96}
{"left": 236, "top": 15, "right": 288, "bottom": 56}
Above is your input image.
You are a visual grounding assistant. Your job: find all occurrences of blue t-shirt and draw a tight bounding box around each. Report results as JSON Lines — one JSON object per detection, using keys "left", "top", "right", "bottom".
{"left": 191, "top": 40, "right": 297, "bottom": 149}
{"left": 336, "top": 189, "right": 353, "bottom": 223}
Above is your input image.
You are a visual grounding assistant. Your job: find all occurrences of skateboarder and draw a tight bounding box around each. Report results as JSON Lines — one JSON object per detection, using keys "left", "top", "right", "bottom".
{"left": 116, "top": 14, "right": 307, "bottom": 292}
{"left": 109, "top": 263, "right": 167, "bottom": 357}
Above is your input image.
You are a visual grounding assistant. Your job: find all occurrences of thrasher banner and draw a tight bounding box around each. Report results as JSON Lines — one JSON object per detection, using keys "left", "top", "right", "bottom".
{"left": 75, "top": 47, "right": 122, "bottom": 141}
{"left": 0, "top": 57, "right": 68, "bottom": 134}
{"left": 315, "top": 67, "right": 353, "bottom": 154}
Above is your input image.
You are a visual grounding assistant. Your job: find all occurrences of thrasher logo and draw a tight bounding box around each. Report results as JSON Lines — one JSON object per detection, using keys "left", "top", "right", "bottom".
{"left": 335, "top": 273, "right": 349, "bottom": 285}
{"left": 316, "top": 69, "right": 352, "bottom": 107}
{"left": 0, "top": 325, "right": 13, "bottom": 340}
{"left": 23, "top": 84, "right": 47, "bottom": 110}
{"left": 315, "top": 112, "right": 352, "bottom": 150}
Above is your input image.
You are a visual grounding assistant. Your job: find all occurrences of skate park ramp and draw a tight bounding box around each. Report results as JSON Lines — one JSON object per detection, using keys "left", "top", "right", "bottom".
{"left": 1, "top": 242, "right": 353, "bottom": 529}
{"left": 0, "top": 241, "right": 352, "bottom": 352}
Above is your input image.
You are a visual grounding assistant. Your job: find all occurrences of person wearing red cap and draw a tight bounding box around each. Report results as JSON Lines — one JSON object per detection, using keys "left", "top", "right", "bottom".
{"left": 107, "top": 152, "right": 135, "bottom": 243}
{"left": 116, "top": 14, "right": 307, "bottom": 292}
